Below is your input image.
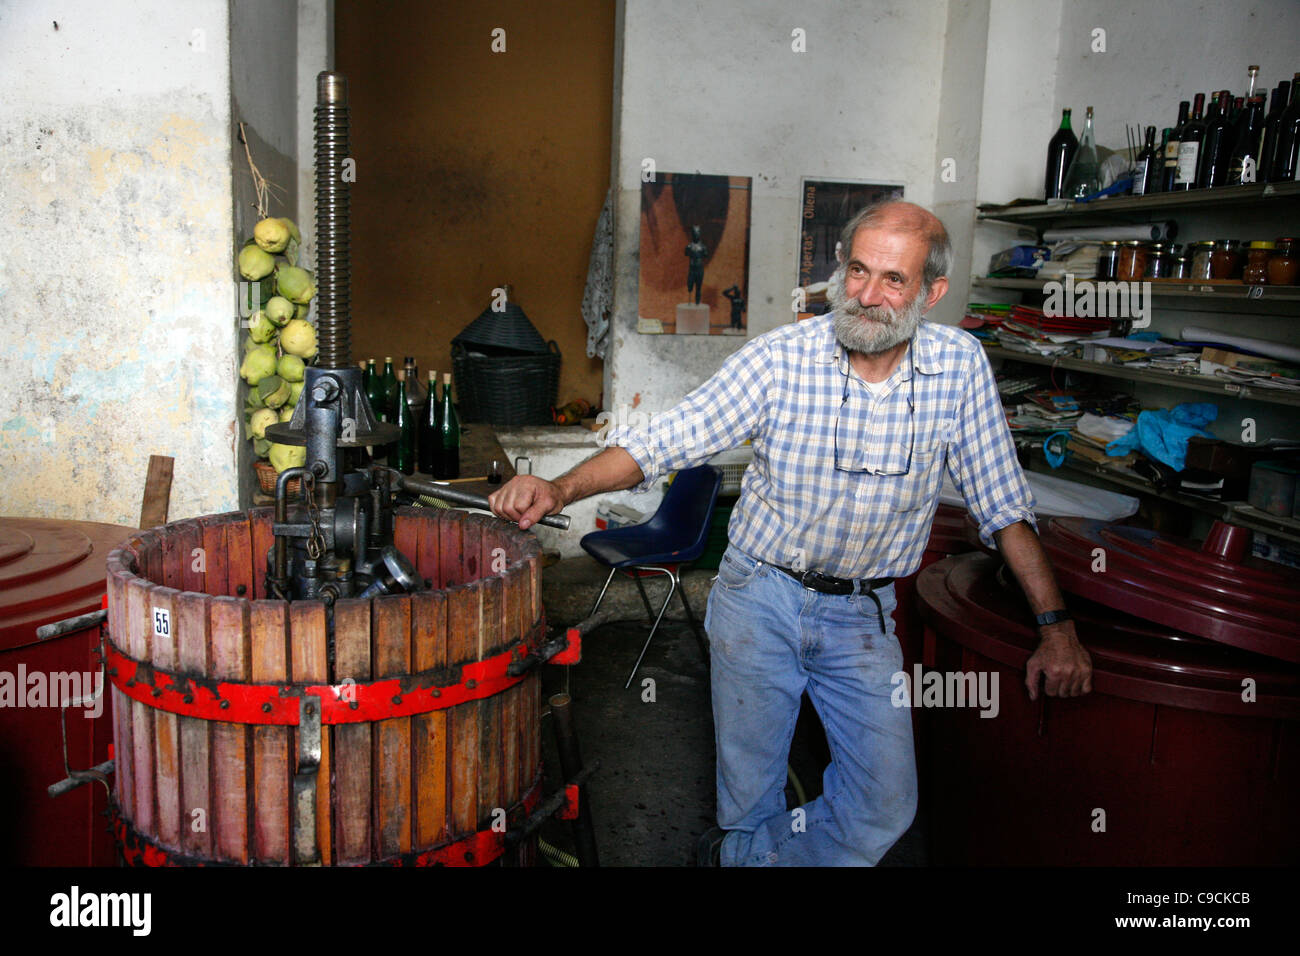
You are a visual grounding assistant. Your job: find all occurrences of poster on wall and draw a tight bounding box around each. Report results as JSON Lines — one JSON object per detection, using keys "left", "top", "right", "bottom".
{"left": 797, "top": 179, "right": 904, "bottom": 316}
{"left": 637, "top": 172, "right": 751, "bottom": 335}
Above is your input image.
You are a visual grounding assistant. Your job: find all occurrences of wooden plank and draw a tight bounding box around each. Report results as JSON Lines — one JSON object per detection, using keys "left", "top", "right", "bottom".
{"left": 150, "top": 585, "right": 182, "bottom": 851}
{"left": 411, "top": 588, "right": 448, "bottom": 849}
{"left": 200, "top": 518, "right": 228, "bottom": 599}
{"left": 460, "top": 517, "right": 484, "bottom": 584}
{"left": 137, "top": 531, "right": 161, "bottom": 586}
{"left": 225, "top": 514, "right": 254, "bottom": 599}
{"left": 249, "top": 508, "right": 275, "bottom": 600}
{"left": 290, "top": 601, "right": 330, "bottom": 865}
{"left": 160, "top": 523, "right": 183, "bottom": 591}
{"left": 177, "top": 520, "right": 206, "bottom": 594}
{"left": 108, "top": 560, "right": 135, "bottom": 820}
{"left": 175, "top": 591, "right": 212, "bottom": 859}
{"left": 414, "top": 508, "right": 442, "bottom": 588}
{"left": 139, "top": 454, "right": 174, "bottom": 529}
{"left": 373, "top": 595, "right": 412, "bottom": 860}
{"left": 209, "top": 597, "right": 249, "bottom": 863}
{"left": 332, "top": 598, "right": 372, "bottom": 864}
{"left": 438, "top": 512, "right": 465, "bottom": 588}
{"left": 446, "top": 583, "right": 480, "bottom": 836}
{"left": 477, "top": 575, "right": 504, "bottom": 825}
{"left": 393, "top": 509, "right": 421, "bottom": 585}
{"left": 125, "top": 578, "right": 156, "bottom": 838}
{"left": 250, "top": 599, "right": 290, "bottom": 864}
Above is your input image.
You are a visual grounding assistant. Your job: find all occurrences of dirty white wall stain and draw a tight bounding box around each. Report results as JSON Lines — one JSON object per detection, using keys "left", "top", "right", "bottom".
{"left": 0, "top": 0, "right": 236, "bottom": 525}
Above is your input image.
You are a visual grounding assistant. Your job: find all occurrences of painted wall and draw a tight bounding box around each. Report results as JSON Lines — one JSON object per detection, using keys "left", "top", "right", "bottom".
{"left": 0, "top": 0, "right": 237, "bottom": 526}
{"left": 606, "top": 0, "right": 950, "bottom": 428}
{"left": 335, "top": 0, "right": 614, "bottom": 412}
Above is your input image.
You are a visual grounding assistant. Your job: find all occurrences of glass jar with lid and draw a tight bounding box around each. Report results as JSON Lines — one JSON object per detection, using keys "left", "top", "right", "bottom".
{"left": 1145, "top": 242, "right": 1173, "bottom": 279}
{"left": 1117, "top": 241, "right": 1150, "bottom": 281}
{"left": 1096, "top": 241, "right": 1121, "bottom": 281}
{"left": 1268, "top": 239, "right": 1298, "bottom": 286}
{"left": 1243, "top": 241, "right": 1276, "bottom": 284}
{"left": 1189, "top": 241, "right": 1216, "bottom": 280}
{"left": 1209, "top": 240, "right": 1243, "bottom": 280}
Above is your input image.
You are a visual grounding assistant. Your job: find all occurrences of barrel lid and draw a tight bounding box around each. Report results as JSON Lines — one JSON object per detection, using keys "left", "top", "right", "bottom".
{"left": 916, "top": 553, "right": 1300, "bottom": 717}
{"left": 0, "top": 517, "right": 136, "bottom": 652}
{"left": 926, "top": 504, "right": 977, "bottom": 555}
{"left": 1039, "top": 517, "right": 1300, "bottom": 664}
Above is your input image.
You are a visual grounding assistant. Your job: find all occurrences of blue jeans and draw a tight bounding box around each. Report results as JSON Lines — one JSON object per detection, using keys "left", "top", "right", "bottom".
{"left": 703, "top": 545, "right": 917, "bottom": 866}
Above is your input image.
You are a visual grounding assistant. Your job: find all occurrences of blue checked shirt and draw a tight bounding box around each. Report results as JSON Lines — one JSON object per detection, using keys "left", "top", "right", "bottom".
{"left": 603, "top": 314, "right": 1036, "bottom": 579}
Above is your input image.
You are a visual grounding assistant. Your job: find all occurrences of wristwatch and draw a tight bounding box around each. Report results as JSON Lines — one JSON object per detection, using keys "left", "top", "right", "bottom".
{"left": 1035, "top": 609, "right": 1072, "bottom": 628}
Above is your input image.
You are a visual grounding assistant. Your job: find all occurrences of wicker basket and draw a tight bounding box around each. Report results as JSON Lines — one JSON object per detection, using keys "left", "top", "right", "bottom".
{"left": 254, "top": 459, "right": 301, "bottom": 496}
{"left": 452, "top": 340, "right": 561, "bottom": 426}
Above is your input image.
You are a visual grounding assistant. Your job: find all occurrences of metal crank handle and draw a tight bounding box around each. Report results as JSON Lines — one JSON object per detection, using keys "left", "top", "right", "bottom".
{"left": 399, "top": 476, "right": 572, "bottom": 531}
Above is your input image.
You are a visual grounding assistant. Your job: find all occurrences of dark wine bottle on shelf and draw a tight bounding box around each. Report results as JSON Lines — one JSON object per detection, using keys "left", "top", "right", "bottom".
{"left": 1259, "top": 81, "right": 1290, "bottom": 182}
{"left": 1272, "top": 73, "right": 1300, "bottom": 183}
{"left": 439, "top": 373, "right": 460, "bottom": 480}
{"left": 418, "top": 370, "right": 441, "bottom": 476}
{"left": 380, "top": 356, "right": 400, "bottom": 461}
{"left": 1162, "top": 101, "right": 1189, "bottom": 191}
{"left": 393, "top": 370, "right": 415, "bottom": 476}
{"left": 1132, "top": 126, "right": 1159, "bottom": 195}
{"left": 1196, "top": 91, "right": 1234, "bottom": 189}
{"left": 1228, "top": 95, "right": 1267, "bottom": 185}
{"left": 1044, "top": 108, "right": 1078, "bottom": 200}
{"left": 1174, "top": 93, "right": 1206, "bottom": 190}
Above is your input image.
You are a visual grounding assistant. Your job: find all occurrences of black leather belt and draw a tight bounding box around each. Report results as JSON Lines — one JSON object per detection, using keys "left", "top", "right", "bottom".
{"left": 773, "top": 566, "right": 894, "bottom": 595}
{"left": 772, "top": 565, "right": 893, "bottom": 633}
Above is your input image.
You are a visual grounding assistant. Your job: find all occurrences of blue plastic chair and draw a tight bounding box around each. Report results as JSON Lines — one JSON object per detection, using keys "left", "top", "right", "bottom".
{"left": 580, "top": 465, "right": 722, "bottom": 688}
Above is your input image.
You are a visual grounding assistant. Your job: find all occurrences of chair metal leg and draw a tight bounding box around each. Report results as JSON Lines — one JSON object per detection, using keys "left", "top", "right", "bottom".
{"left": 677, "top": 581, "right": 709, "bottom": 660}
{"left": 624, "top": 566, "right": 677, "bottom": 690}
{"left": 631, "top": 571, "right": 657, "bottom": 622}
{"left": 587, "top": 566, "right": 618, "bottom": 620}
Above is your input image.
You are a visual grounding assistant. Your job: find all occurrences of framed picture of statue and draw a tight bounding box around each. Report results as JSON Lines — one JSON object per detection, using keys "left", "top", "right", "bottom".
{"left": 637, "top": 171, "right": 752, "bottom": 335}
{"left": 796, "top": 178, "right": 904, "bottom": 317}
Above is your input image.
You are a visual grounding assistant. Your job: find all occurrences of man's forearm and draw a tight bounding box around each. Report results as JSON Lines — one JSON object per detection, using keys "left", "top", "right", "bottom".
{"left": 993, "top": 520, "right": 1067, "bottom": 618}
{"left": 553, "top": 447, "right": 646, "bottom": 505}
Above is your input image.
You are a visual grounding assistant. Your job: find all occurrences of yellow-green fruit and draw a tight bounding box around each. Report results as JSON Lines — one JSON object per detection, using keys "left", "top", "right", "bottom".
{"left": 248, "top": 310, "right": 278, "bottom": 344}
{"left": 279, "top": 404, "right": 295, "bottom": 422}
{"left": 253, "top": 436, "right": 272, "bottom": 458}
{"left": 243, "top": 334, "right": 262, "bottom": 353}
{"left": 288, "top": 380, "right": 304, "bottom": 406}
{"left": 265, "top": 296, "right": 295, "bottom": 326}
{"left": 276, "top": 265, "right": 315, "bottom": 304}
{"left": 293, "top": 302, "right": 310, "bottom": 321}
{"left": 254, "top": 217, "right": 290, "bottom": 253}
{"left": 249, "top": 407, "right": 279, "bottom": 439}
{"left": 280, "top": 318, "right": 318, "bottom": 359}
{"left": 240, "top": 344, "right": 279, "bottom": 385}
{"left": 257, "top": 374, "right": 292, "bottom": 409}
{"left": 277, "top": 353, "right": 306, "bottom": 383}
{"left": 278, "top": 218, "right": 301, "bottom": 244}
{"left": 238, "top": 244, "right": 275, "bottom": 280}
{"left": 269, "top": 442, "right": 307, "bottom": 474}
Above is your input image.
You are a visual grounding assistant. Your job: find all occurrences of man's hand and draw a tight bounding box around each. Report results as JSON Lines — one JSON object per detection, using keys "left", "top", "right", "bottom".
{"left": 1024, "top": 624, "right": 1092, "bottom": 700}
{"left": 488, "top": 475, "right": 565, "bottom": 531}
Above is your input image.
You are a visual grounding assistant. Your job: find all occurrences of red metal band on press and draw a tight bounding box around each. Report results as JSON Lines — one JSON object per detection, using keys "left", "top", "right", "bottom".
{"left": 111, "top": 776, "right": 545, "bottom": 867}
{"left": 101, "top": 622, "right": 545, "bottom": 725}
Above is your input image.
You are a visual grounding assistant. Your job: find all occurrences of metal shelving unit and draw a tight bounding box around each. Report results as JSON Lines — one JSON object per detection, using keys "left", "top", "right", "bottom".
{"left": 985, "top": 345, "right": 1300, "bottom": 407}
{"left": 977, "top": 181, "right": 1300, "bottom": 226}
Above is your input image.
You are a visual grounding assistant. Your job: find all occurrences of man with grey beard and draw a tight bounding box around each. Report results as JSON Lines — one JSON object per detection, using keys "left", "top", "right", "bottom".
{"left": 488, "top": 200, "right": 1092, "bottom": 866}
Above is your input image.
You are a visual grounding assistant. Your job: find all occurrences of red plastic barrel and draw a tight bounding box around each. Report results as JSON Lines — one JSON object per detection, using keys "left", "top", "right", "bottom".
{"left": 0, "top": 517, "right": 136, "bottom": 866}
{"left": 916, "top": 520, "right": 1300, "bottom": 865}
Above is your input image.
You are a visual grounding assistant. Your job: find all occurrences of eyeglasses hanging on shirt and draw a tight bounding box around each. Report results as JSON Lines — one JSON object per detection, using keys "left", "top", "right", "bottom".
{"left": 833, "top": 344, "right": 916, "bottom": 476}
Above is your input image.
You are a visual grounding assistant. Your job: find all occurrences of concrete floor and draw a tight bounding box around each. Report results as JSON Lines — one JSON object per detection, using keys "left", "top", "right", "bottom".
{"left": 534, "top": 555, "right": 927, "bottom": 867}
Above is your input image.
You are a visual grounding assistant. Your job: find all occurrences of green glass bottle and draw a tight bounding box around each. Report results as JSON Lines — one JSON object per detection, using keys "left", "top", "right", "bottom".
{"left": 364, "top": 358, "right": 387, "bottom": 463}
{"left": 380, "top": 356, "right": 400, "bottom": 461}
{"left": 439, "top": 372, "right": 460, "bottom": 479}
{"left": 419, "top": 370, "right": 441, "bottom": 475}
{"left": 393, "top": 369, "right": 416, "bottom": 475}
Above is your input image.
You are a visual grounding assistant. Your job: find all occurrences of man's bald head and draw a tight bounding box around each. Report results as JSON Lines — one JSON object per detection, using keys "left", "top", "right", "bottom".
{"left": 837, "top": 200, "right": 952, "bottom": 295}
